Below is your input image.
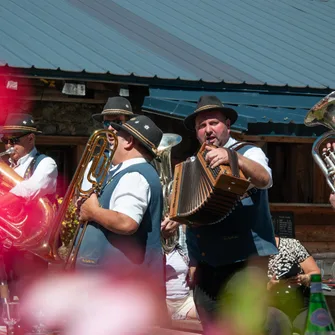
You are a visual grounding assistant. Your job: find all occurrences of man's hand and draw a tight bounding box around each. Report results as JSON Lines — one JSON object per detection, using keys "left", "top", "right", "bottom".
{"left": 324, "top": 142, "right": 335, "bottom": 153}
{"left": 161, "top": 216, "right": 180, "bottom": 239}
{"left": 205, "top": 146, "right": 229, "bottom": 169}
{"left": 79, "top": 193, "right": 100, "bottom": 222}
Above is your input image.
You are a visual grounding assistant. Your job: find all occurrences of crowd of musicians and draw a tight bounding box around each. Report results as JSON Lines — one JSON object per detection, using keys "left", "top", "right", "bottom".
{"left": 0, "top": 94, "right": 333, "bottom": 335}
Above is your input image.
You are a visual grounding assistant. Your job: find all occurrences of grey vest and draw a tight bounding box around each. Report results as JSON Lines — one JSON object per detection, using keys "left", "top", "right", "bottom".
{"left": 76, "top": 162, "right": 164, "bottom": 284}
{"left": 186, "top": 144, "right": 277, "bottom": 267}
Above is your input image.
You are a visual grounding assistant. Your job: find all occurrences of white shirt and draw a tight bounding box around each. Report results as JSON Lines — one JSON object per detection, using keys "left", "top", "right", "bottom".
{"left": 10, "top": 147, "right": 58, "bottom": 200}
{"left": 224, "top": 137, "right": 273, "bottom": 189}
{"left": 81, "top": 160, "right": 94, "bottom": 192}
{"left": 166, "top": 249, "right": 190, "bottom": 300}
{"left": 107, "top": 158, "right": 152, "bottom": 225}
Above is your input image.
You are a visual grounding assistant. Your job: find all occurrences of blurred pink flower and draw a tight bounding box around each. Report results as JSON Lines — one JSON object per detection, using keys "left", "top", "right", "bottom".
{"left": 21, "top": 272, "right": 158, "bottom": 335}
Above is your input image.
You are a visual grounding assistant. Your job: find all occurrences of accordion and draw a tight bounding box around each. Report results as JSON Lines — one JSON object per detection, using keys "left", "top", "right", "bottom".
{"left": 169, "top": 143, "right": 250, "bottom": 226}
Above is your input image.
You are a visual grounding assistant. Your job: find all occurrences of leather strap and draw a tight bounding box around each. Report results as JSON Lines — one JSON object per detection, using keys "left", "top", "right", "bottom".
{"left": 228, "top": 141, "right": 256, "bottom": 151}
{"left": 225, "top": 148, "right": 240, "bottom": 178}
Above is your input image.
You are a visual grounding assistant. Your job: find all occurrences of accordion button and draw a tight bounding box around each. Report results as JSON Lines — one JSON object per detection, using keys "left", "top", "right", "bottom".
{"left": 201, "top": 252, "right": 206, "bottom": 257}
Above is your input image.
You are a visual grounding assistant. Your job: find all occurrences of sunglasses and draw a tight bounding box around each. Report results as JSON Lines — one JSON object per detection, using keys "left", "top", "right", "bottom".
{"left": 1, "top": 133, "right": 30, "bottom": 145}
{"left": 102, "top": 120, "right": 123, "bottom": 129}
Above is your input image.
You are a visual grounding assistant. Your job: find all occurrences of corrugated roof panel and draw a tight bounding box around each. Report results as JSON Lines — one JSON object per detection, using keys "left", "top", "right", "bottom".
{"left": 142, "top": 96, "right": 326, "bottom": 136}
{"left": 113, "top": 0, "right": 335, "bottom": 87}
{"left": 0, "top": 0, "right": 196, "bottom": 77}
{"left": 149, "top": 88, "right": 323, "bottom": 109}
{"left": 0, "top": 0, "right": 334, "bottom": 88}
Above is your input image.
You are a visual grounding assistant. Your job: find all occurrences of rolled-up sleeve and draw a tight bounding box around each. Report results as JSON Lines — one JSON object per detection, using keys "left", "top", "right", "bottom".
{"left": 243, "top": 146, "right": 273, "bottom": 189}
{"left": 10, "top": 157, "right": 58, "bottom": 200}
{"left": 110, "top": 172, "right": 151, "bottom": 225}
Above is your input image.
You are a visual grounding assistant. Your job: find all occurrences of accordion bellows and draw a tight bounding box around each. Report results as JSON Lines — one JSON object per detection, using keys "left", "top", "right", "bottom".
{"left": 169, "top": 143, "right": 251, "bottom": 226}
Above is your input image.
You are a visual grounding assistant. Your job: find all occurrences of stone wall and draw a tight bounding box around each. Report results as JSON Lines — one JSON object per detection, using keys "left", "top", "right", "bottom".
{"left": 27, "top": 100, "right": 198, "bottom": 162}
{"left": 31, "top": 101, "right": 104, "bottom": 136}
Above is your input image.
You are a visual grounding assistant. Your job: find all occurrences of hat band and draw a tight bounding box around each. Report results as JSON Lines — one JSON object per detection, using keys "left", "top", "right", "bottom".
{"left": 102, "top": 109, "right": 133, "bottom": 115}
{"left": 3, "top": 125, "right": 37, "bottom": 132}
{"left": 195, "top": 104, "right": 225, "bottom": 112}
{"left": 123, "top": 124, "right": 157, "bottom": 153}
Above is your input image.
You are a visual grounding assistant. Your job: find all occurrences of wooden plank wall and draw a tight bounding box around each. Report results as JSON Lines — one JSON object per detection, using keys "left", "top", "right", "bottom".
{"left": 267, "top": 141, "right": 335, "bottom": 254}
{"left": 267, "top": 142, "right": 330, "bottom": 204}
{"left": 270, "top": 204, "right": 334, "bottom": 254}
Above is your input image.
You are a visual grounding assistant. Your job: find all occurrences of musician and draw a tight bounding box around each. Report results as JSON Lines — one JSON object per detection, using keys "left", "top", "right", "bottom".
{"left": 81, "top": 96, "right": 134, "bottom": 191}
{"left": 0, "top": 113, "right": 58, "bottom": 298}
{"left": 183, "top": 96, "right": 291, "bottom": 334}
{"left": 77, "top": 115, "right": 167, "bottom": 321}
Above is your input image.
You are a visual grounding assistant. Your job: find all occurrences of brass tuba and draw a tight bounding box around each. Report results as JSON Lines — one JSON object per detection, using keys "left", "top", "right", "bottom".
{"left": 304, "top": 91, "right": 335, "bottom": 193}
{"left": 0, "top": 148, "right": 55, "bottom": 253}
{"left": 152, "top": 133, "right": 182, "bottom": 253}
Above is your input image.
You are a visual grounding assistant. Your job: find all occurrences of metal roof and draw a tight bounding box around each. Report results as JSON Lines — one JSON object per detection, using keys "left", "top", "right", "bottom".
{"left": 142, "top": 88, "right": 327, "bottom": 136}
{"left": 0, "top": 0, "right": 335, "bottom": 88}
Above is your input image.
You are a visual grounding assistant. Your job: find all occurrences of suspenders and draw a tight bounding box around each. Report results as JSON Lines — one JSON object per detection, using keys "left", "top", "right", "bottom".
{"left": 23, "top": 152, "right": 42, "bottom": 179}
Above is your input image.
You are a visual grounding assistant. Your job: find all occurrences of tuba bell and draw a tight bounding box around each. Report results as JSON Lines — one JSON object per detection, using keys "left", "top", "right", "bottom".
{"left": 152, "top": 133, "right": 182, "bottom": 253}
{"left": 0, "top": 148, "right": 55, "bottom": 253}
{"left": 304, "top": 91, "right": 335, "bottom": 193}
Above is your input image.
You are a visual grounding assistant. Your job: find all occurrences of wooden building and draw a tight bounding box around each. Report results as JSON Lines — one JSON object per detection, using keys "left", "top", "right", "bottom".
{"left": 0, "top": 0, "right": 335, "bottom": 271}
{"left": 0, "top": 77, "right": 334, "bottom": 257}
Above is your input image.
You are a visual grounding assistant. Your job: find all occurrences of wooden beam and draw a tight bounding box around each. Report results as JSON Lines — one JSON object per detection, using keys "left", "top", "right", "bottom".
{"left": 270, "top": 203, "right": 334, "bottom": 214}
{"left": 234, "top": 134, "right": 317, "bottom": 144}
{"left": 296, "top": 225, "right": 335, "bottom": 242}
{"left": 304, "top": 242, "right": 335, "bottom": 254}
{"left": 35, "top": 135, "right": 89, "bottom": 146}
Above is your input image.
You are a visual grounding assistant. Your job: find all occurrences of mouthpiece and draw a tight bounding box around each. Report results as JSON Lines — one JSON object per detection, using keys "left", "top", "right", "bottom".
{"left": 0, "top": 147, "right": 14, "bottom": 157}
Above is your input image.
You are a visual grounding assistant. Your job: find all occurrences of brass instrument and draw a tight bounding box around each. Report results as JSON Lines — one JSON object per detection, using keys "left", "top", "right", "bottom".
{"left": 304, "top": 91, "right": 335, "bottom": 193}
{"left": 0, "top": 129, "right": 117, "bottom": 266}
{"left": 61, "top": 129, "right": 118, "bottom": 269}
{"left": 0, "top": 148, "right": 14, "bottom": 158}
{"left": 0, "top": 150, "right": 55, "bottom": 253}
{"left": 153, "top": 133, "right": 182, "bottom": 253}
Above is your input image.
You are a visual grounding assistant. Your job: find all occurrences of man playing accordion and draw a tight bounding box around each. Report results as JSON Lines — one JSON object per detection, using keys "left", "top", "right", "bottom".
{"left": 175, "top": 95, "right": 291, "bottom": 334}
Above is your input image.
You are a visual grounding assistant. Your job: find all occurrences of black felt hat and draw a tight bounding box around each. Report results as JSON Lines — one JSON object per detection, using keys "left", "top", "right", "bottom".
{"left": 184, "top": 95, "right": 238, "bottom": 131}
{"left": 111, "top": 115, "right": 163, "bottom": 158}
{"left": 1, "top": 113, "right": 42, "bottom": 134}
{"left": 92, "top": 96, "right": 134, "bottom": 122}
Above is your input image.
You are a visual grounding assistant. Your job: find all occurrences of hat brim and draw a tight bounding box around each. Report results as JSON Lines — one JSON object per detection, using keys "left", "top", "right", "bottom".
{"left": 184, "top": 106, "right": 238, "bottom": 131}
{"left": 92, "top": 110, "right": 134, "bottom": 122}
{"left": 0, "top": 127, "right": 42, "bottom": 134}
{"left": 110, "top": 122, "right": 157, "bottom": 158}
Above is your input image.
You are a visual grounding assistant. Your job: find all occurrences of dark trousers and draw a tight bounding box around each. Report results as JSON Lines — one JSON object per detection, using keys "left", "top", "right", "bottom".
{"left": 193, "top": 262, "right": 292, "bottom": 335}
